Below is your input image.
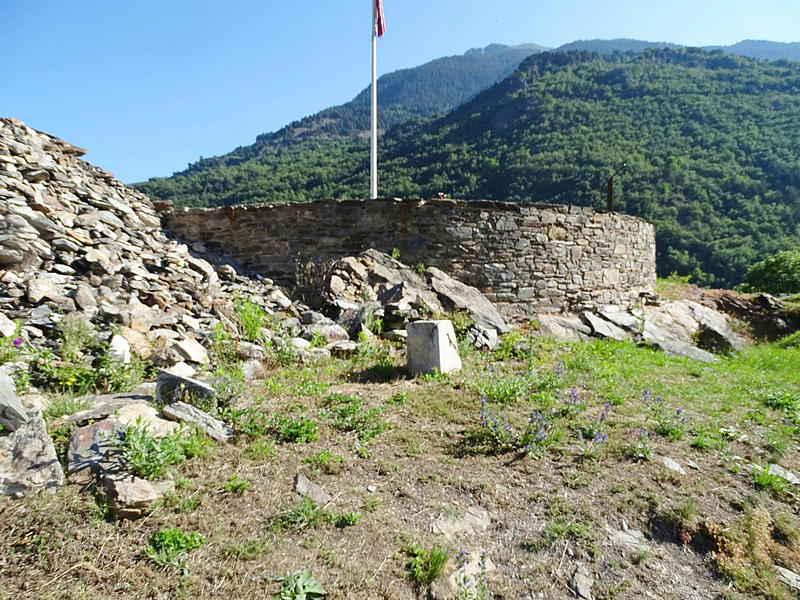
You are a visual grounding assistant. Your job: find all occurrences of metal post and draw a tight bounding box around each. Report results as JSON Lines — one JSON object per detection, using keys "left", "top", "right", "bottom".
{"left": 605, "top": 162, "right": 626, "bottom": 213}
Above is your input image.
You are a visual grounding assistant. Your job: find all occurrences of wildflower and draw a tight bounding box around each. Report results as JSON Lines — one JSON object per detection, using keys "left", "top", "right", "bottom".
{"left": 554, "top": 361, "right": 564, "bottom": 377}
{"left": 12, "top": 337, "right": 22, "bottom": 348}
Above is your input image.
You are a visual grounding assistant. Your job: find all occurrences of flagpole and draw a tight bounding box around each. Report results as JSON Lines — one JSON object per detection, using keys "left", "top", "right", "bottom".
{"left": 370, "top": 0, "right": 378, "bottom": 200}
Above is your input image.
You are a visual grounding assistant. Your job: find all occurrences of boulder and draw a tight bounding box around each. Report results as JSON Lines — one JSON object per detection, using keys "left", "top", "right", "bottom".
{"left": 696, "top": 322, "right": 746, "bottom": 354}
{"left": 651, "top": 339, "right": 717, "bottom": 363}
{"left": 0, "top": 409, "right": 64, "bottom": 496}
{"left": 0, "top": 311, "right": 16, "bottom": 337}
{"left": 162, "top": 401, "right": 233, "bottom": 442}
{"left": 427, "top": 266, "right": 510, "bottom": 334}
{"left": 406, "top": 320, "right": 462, "bottom": 376}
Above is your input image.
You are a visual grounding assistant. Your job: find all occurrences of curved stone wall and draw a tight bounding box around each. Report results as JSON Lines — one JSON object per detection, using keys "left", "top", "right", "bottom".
{"left": 164, "top": 198, "right": 656, "bottom": 317}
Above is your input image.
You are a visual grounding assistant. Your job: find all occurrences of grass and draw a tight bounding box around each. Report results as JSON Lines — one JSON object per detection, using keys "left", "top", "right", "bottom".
{"left": 116, "top": 420, "right": 214, "bottom": 479}
{"left": 42, "top": 394, "right": 93, "bottom": 421}
{"left": 4, "top": 330, "right": 800, "bottom": 599}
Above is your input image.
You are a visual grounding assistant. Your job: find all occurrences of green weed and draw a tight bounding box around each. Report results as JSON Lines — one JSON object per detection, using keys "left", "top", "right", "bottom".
{"left": 302, "top": 450, "right": 344, "bottom": 475}
{"left": 269, "top": 496, "right": 326, "bottom": 532}
{"left": 752, "top": 464, "right": 791, "bottom": 495}
{"left": 244, "top": 438, "right": 277, "bottom": 460}
{"left": 222, "top": 475, "right": 251, "bottom": 494}
{"left": 144, "top": 527, "right": 205, "bottom": 572}
{"left": 323, "top": 393, "right": 388, "bottom": 441}
{"left": 233, "top": 296, "right": 269, "bottom": 342}
{"left": 116, "top": 420, "right": 212, "bottom": 479}
{"left": 269, "top": 568, "right": 326, "bottom": 600}
{"left": 271, "top": 413, "right": 319, "bottom": 444}
{"left": 405, "top": 542, "right": 447, "bottom": 588}
{"left": 222, "top": 536, "right": 273, "bottom": 560}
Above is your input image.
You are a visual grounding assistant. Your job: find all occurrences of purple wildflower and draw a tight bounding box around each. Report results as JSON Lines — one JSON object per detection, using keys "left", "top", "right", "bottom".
{"left": 12, "top": 337, "right": 22, "bottom": 348}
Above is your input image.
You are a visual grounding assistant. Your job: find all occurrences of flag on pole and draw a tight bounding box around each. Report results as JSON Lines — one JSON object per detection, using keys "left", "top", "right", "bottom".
{"left": 375, "top": 0, "right": 386, "bottom": 37}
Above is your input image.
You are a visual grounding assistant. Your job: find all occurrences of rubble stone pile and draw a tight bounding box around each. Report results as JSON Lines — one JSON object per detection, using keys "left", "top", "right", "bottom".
{"left": 0, "top": 117, "right": 298, "bottom": 365}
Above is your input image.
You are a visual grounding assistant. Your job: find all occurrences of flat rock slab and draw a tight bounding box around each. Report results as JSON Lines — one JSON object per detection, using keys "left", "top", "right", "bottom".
{"left": 776, "top": 566, "right": 800, "bottom": 592}
{"left": 51, "top": 391, "right": 151, "bottom": 430}
{"left": 428, "top": 266, "right": 510, "bottom": 334}
{"left": 0, "top": 409, "right": 64, "bottom": 496}
{"left": 582, "top": 312, "right": 629, "bottom": 341}
{"left": 662, "top": 456, "right": 687, "bottom": 475}
{"left": 155, "top": 369, "right": 216, "bottom": 407}
{"left": 406, "top": 320, "right": 462, "bottom": 376}
{"left": 431, "top": 505, "right": 490, "bottom": 539}
{"left": 608, "top": 527, "right": 650, "bottom": 555}
{"left": 115, "top": 402, "right": 180, "bottom": 437}
{"left": 294, "top": 472, "right": 332, "bottom": 505}
{"left": 651, "top": 339, "right": 717, "bottom": 363}
{"left": 162, "top": 401, "right": 233, "bottom": 442}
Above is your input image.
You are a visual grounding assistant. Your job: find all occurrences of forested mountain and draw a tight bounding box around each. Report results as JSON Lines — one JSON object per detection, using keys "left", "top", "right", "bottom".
{"left": 137, "top": 48, "right": 800, "bottom": 287}
{"left": 559, "top": 38, "right": 800, "bottom": 62}
{"left": 178, "top": 43, "right": 547, "bottom": 173}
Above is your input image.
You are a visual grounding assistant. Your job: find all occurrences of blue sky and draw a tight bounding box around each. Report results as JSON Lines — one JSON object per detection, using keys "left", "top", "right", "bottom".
{"left": 2, "top": 0, "right": 799, "bottom": 183}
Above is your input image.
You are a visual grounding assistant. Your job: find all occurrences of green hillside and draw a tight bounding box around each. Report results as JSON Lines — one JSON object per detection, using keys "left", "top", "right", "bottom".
{"left": 137, "top": 48, "right": 800, "bottom": 287}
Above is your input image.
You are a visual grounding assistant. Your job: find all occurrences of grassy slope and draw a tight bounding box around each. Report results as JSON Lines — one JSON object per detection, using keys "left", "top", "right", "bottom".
{"left": 1, "top": 328, "right": 799, "bottom": 600}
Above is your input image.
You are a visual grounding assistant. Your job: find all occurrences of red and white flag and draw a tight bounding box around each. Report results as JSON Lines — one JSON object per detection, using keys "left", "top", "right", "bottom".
{"left": 375, "top": 0, "right": 386, "bottom": 37}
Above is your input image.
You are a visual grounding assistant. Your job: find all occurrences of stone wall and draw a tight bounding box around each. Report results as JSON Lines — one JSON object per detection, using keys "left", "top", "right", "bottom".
{"left": 163, "top": 198, "right": 656, "bottom": 317}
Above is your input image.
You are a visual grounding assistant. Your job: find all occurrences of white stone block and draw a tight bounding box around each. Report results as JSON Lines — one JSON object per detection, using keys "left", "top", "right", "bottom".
{"left": 405, "top": 320, "right": 462, "bottom": 376}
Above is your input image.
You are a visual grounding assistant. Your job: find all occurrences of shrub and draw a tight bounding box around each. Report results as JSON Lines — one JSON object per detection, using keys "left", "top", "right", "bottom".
{"left": 740, "top": 248, "right": 800, "bottom": 294}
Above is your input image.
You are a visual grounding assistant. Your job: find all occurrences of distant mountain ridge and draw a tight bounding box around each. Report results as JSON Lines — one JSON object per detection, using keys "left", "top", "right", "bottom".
{"left": 557, "top": 38, "right": 800, "bottom": 62}
{"left": 183, "top": 43, "right": 548, "bottom": 173}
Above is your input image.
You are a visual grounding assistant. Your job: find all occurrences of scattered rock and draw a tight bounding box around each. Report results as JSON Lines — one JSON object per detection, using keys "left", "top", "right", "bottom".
{"left": 100, "top": 473, "right": 173, "bottom": 519}
{"left": 572, "top": 564, "right": 594, "bottom": 600}
{"left": 174, "top": 338, "right": 209, "bottom": 365}
{"left": 109, "top": 334, "right": 131, "bottom": 364}
{"left": 406, "top": 320, "right": 462, "bottom": 376}
{"left": 327, "top": 339, "right": 358, "bottom": 358}
{"left": 162, "top": 401, "right": 233, "bottom": 442}
{"left": 662, "top": 456, "right": 687, "bottom": 475}
{"left": 466, "top": 324, "right": 498, "bottom": 349}
{"left": 294, "top": 472, "right": 332, "bottom": 505}
{"left": 431, "top": 505, "right": 490, "bottom": 539}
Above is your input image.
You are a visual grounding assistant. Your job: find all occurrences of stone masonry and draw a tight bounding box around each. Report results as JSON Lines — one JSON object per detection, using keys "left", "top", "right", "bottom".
{"left": 164, "top": 199, "right": 656, "bottom": 317}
